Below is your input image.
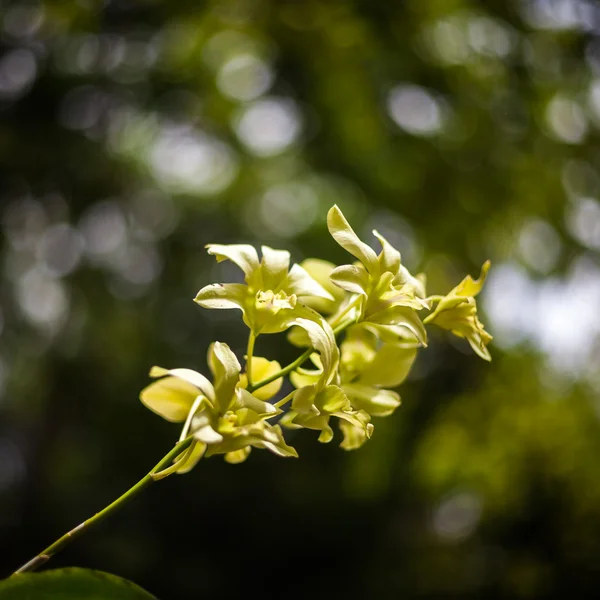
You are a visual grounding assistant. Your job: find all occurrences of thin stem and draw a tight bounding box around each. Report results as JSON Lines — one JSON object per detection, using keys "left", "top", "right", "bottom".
{"left": 246, "top": 317, "right": 356, "bottom": 394}
{"left": 12, "top": 436, "right": 195, "bottom": 576}
{"left": 274, "top": 391, "right": 295, "bottom": 409}
{"left": 245, "top": 332, "right": 256, "bottom": 387}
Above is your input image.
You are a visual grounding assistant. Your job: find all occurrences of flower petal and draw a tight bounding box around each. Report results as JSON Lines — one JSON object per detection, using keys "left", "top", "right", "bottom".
{"left": 194, "top": 283, "right": 247, "bottom": 310}
{"left": 207, "top": 342, "right": 241, "bottom": 411}
{"left": 149, "top": 366, "right": 216, "bottom": 400}
{"left": 285, "top": 263, "right": 334, "bottom": 300}
{"left": 339, "top": 417, "right": 372, "bottom": 450}
{"left": 343, "top": 383, "right": 401, "bottom": 417}
{"left": 236, "top": 387, "right": 279, "bottom": 416}
{"left": 394, "top": 265, "right": 427, "bottom": 298}
{"left": 225, "top": 447, "right": 252, "bottom": 464}
{"left": 455, "top": 260, "right": 490, "bottom": 297}
{"left": 327, "top": 205, "right": 379, "bottom": 274}
{"left": 140, "top": 376, "right": 199, "bottom": 423}
{"left": 330, "top": 265, "right": 369, "bottom": 295}
{"left": 176, "top": 441, "right": 207, "bottom": 473}
{"left": 373, "top": 230, "right": 401, "bottom": 275}
{"left": 206, "top": 244, "right": 260, "bottom": 281}
{"left": 260, "top": 246, "right": 291, "bottom": 290}
{"left": 239, "top": 356, "right": 283, "bottom": 401}
{"left": 359, "top": 344, "right": 417, "bottom": 388}
{"left": 368, "top": 305, "right": 428, "bottom": 346}
{"left": 317, "top": 385, "right": 350, "bottom": 413}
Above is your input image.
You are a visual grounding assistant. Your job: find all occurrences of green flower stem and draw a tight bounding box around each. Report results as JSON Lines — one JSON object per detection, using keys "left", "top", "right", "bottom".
{"left": 247, "top": 318, "right": 356, "bottom": 394}
{"left": 246, "top": 332, "right": 256, "bottom": 387}
{"left": 12, "top": 435, "right": 195, "bottom": 576}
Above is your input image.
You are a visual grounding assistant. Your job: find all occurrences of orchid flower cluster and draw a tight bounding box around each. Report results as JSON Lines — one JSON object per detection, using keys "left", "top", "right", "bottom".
{"left": 140, "top": 206, "right": 492, "bottom": 471}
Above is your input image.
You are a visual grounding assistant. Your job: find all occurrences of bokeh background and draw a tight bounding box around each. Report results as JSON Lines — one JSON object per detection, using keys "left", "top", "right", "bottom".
{"left": 2, "top": 0, "right": 600, "bottom": 597}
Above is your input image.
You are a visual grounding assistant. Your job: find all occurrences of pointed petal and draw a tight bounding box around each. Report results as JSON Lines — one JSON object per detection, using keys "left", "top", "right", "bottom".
{"left": 455, "top": 260, "right": 491, "bottom": 297}
{"left": 236, "top": 387, "right": 280, "bottom": 416}
{"left": 343, "top": 383, "right": 401, "bottom": 417}
{"left": 330, "top": 265, "right": 369, "bottom": 295}
{"left": 194, "top": 424, "right": 224, "bottom": 444}
{"left": 140, "top": 377, "right": 199, "bottom": 423}
{"left": 256, "top": 424, "right": 298, "bottom": 458}
{"left": 292, "top": 384, "right": 320, "bottom": 414}
{"left": 394, "top": 265, "right": 427, "bottom": 298}
{"left": 339, "top": 419, "right": 371, "bottom": 450}
{"left": 327, "top": 205, "right": 379, "bottom": 274}
{"left": 176, "top": 441, "right": 207, "bottom": 473}
{"left": 285, "top": 264, "right": 334, "bottom": 300}
{"left": 373, "top": 230, "right": 401, "bottom": 275}
{"left": 149, "top": 367, "right": 215, "bottom": 401}
{"left": 368, "top": 305, "right": 428, "bottom": 346}
{"left": 290, "top": 370, "right": 321, "bottom": 389}
{"left": 194, "top": 283, "right": 247, "bottom": 310}
{"left": 206, "top": 244, "right": 259, "bottom": 281}
{"left": 359, "top": 344, "right": 417, "bottom": 388}
{"left": 260, "top": 246, "right": 291, "bottom": 290}
{"left": 239, "top": 356, "right": 283, "bottom": 401}
{"left": 318, "top": 420, "right": 334, "bottom": 443}
{"left": 300, "top": 259, "right": 346, "bottom": 300}
{"left": 293, "top": 317, "right": 339, "bottom": 383}
{"left": 208, "top": 342, "right": 241, "bottom": 410}
{"left": 318, "top": 385, "right": 351, "bottom": 413}
{"left": 225, "top": 447, "right": 252, "bottom": 464}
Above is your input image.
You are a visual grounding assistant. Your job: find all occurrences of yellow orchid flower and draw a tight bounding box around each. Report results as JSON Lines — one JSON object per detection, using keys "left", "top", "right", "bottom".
{"left": 326, "top": 205, "right": 429, "bottom": 346}
{"left": 424, "top": 261, "right": 493, "bottom": 361}
{"left": 140, "top": 342, "right": 296, "bottom": 469}
{"left": 194, "top": 244, "right": 333, "bottom": 334}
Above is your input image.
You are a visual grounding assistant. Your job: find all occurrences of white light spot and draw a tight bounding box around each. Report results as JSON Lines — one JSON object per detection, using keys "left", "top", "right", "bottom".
{"left": 2, "top": 198, "right": 47, "bottom": 251}
{"left": 387, "top": 84, "right": 445, "bottom": 136}
{"left": 482, "top": 262, "right": 537, "bottom": 348}
{"left": 129, "top": 190, "right": 180, "bottom": 241}
{"left": 234, "top": 97, "right": 302, "bottom": 157}
{"left": 150, "top": 127, "right": 237, "bottom": 195}
{"left": 566, "top": 197, "right": 600, "bottom": 250}
{"left": 79, "top": 201, "right": 127, "bottom": 261}
{"left": 257, "top": 183, "right": 319, "bottom": 237}
{"left": 217, "top": 53, "right": 273, "bottom": 102}
{"left": 16, "top": 268, "right": 69, "bottom": 330}
{"left": 546, "top": 95, "right": 588, "bottom": 144}
{"left": 424, "top": 18, "right": 471, "bottom": 66}
{"left": 561, "top": 160, "right": 600, "bottom": 200}
{"left": 116, "top": 244, "right": 162, "bottom": 286}
{"left": 518, "top": 219, "right": 561, "bottom": 274}
{"left": 59, "top": 86, "right": 107, "bottom": 132}
{"left": 3, "top": 4, "right": 45, "bottom": 39}
{"left": 588, "top": 79, "right": 600, "bottom": 125}
{"left": 36, "top": 223, "right": 84, "bottom": 278}
{"left": 483, "top": 259, "right": 600, "bottom": 376}
{"left": 433, "top": 491, "right": 482, "bottom": 541}
{"left": 468, "top": 16, "right": 514, "bottom": 58}
{"left": 0, "top": 48, "right": 37, "bottom": 100}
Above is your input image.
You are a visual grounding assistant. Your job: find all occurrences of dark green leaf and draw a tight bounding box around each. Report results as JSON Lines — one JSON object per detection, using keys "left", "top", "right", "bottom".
{"left": 0, "top": 568, "right": 157, "bottom": 599}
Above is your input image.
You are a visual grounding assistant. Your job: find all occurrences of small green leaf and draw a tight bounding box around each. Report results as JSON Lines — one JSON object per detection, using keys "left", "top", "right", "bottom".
{"left": 0, "top": 568, "right": 157, "bottom": 599}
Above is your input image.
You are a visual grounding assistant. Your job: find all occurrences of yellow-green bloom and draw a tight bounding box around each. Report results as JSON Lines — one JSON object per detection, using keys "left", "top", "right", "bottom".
{"left": 140, "top": 342, "right": 297, "bottom": 468}
{"left": 424, "top": 261, "right": 492, "bottom": 361}
{"left": 339, "top": 326, "right": 417, "bottom": 418}
{"left": 326, "top": 205, "right": 428, "bottom": 346}
{"left": 194, "top": 244, "right": 333, "bottom": 334}
{"left": 295, "top": 258, "right": 346, "bottom": 315}
{"left": 283, "top": 317, "right": 373, "bottom": 448}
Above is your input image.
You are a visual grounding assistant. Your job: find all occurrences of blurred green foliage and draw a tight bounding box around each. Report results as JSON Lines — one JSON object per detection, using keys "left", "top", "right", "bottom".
{"left": 2, "top": 0, "right": 600, "bottom": 598}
